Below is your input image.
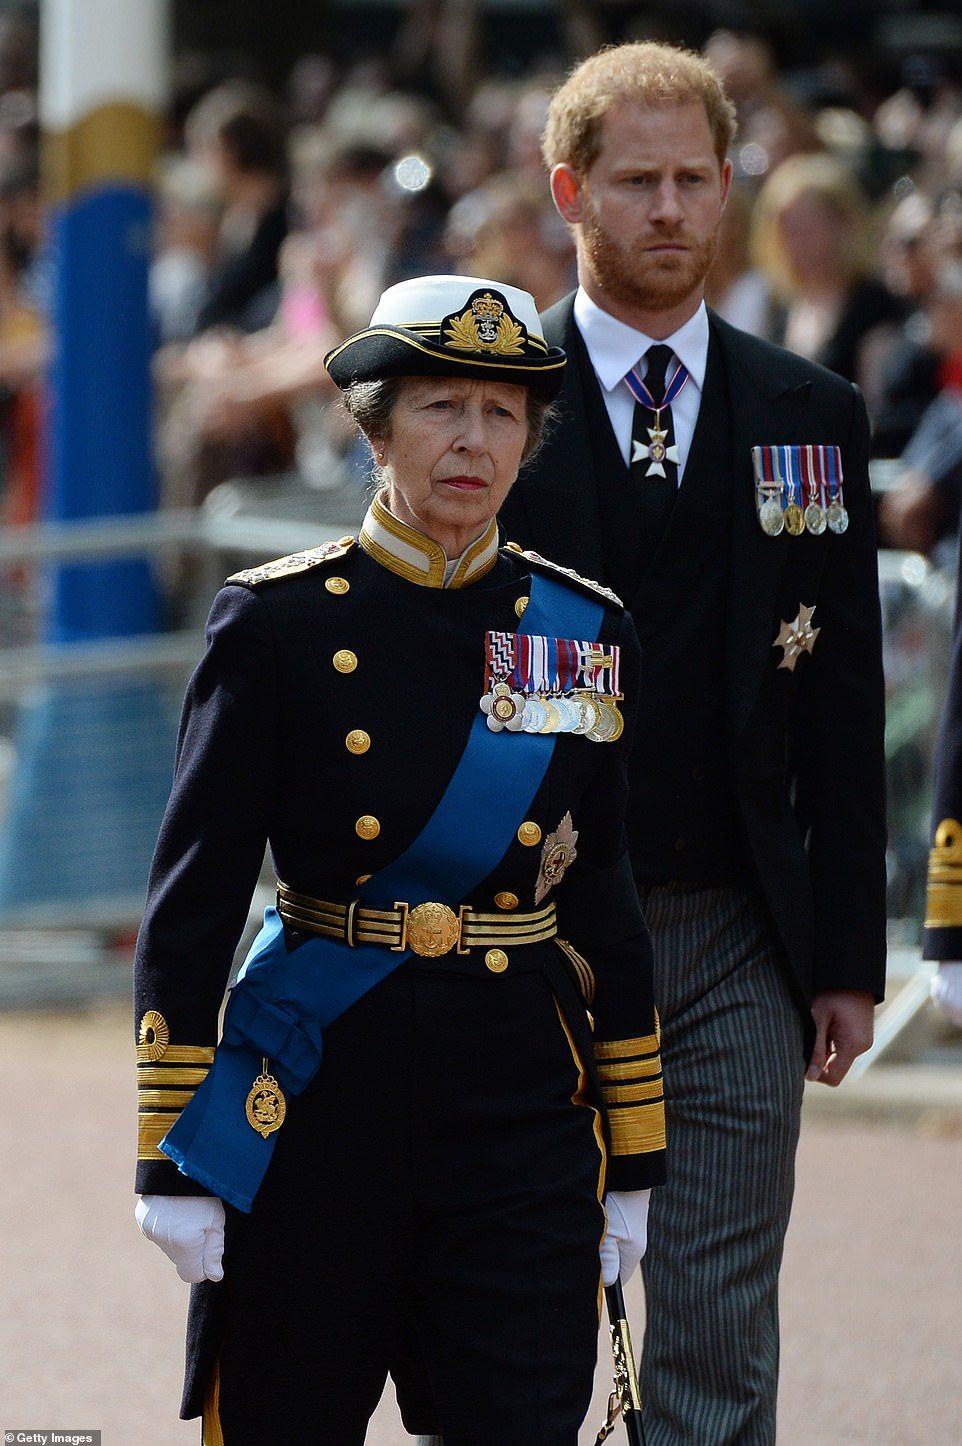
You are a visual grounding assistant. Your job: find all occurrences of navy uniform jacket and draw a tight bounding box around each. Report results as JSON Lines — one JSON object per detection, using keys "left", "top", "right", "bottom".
{"left": 923, "top": 516, "right": 962, "bottom": 959}
{"left": 134, "top": 517, "right": 667, "bottom": 1197}
{"left": 501, "top": 297, "right": 888, "bottom": 1041}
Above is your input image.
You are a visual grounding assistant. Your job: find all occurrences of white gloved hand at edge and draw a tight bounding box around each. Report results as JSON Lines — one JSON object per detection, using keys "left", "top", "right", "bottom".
{"left": 135, "top": 1195, "right": 225, "bottom": 1283}
{"left": 932, "top": 962, "right": 962, "bottom": 1028}
{"left": 599, "top": 1188, "right": 651, "bottom": 1286}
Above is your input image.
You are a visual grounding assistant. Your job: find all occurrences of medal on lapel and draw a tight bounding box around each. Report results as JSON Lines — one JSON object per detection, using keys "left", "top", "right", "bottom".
{"left": 823, "top": 445, "right": 849, "bottom": 533}
{"left": 587, "top": 697, "right": 624, "bottom": 743}
{"left": 802, "top": 445, "right": 827, "bottom": 534}
{"left": 752, "top": 445, "right": 785, "bottom": 535}
{"left": 480, "top": 631, "right": 623, "bottom": 742}
{"left": 780, "top": 448, "right": 805, "bottom": 536}
{"left": 480, "top": 681, "right": 526, "bottom": 731}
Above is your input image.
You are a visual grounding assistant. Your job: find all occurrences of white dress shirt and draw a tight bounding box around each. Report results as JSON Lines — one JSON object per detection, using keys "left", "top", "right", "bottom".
{"left": 572, "top": 288, "right": 711, "bottom": 484}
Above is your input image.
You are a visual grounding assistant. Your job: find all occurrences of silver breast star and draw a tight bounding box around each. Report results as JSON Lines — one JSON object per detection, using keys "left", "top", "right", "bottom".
{"left": 632, "top": 424, "right": 680, "bottom": 479}
{"left": 773, "top": 604, "right": 820, "bottom": 672}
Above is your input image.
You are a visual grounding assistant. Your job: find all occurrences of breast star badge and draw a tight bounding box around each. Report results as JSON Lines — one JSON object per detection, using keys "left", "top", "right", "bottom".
{"left": 631, "top": 420, "right": 679, "bottom": 479}
{"left": 773, "top": 603, "right": 819, "bottom": 672}
{"left": 534, "top": 811, "right": 579, "bottom": 904}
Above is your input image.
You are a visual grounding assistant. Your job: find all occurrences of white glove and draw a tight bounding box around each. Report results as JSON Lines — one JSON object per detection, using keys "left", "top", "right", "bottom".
{"left": 931, "top": 962, "right": 962, "bottom": 1028}
{"left": 599, "top": 1188, "right": 651, "bottom": 1286}
{"left": 135, "top": 1194, "right": 226, "bottom": 1283}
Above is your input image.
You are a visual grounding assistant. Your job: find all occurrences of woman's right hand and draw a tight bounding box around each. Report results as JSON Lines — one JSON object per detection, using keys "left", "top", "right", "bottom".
{"left": 135, "top": 1194, "right": 226, "bottom": 1283}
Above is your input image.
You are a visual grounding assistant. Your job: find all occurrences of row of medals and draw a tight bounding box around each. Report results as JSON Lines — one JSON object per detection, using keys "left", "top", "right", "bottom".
{"left": 487, "top": 680, "right": 624, "bottom": 742}
{"left": 758, "top": 492, "right": 849, "bottom": 537}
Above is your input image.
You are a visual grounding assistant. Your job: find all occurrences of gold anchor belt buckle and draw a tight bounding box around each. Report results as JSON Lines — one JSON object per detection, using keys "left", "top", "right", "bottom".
{"left": 394, "top": 900, "right": 469, "bottom": 957}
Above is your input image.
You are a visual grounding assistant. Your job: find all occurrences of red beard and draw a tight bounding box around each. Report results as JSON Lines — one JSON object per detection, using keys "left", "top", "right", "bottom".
{"left": 581, "top": 203, "right": 720, "bottom": 314}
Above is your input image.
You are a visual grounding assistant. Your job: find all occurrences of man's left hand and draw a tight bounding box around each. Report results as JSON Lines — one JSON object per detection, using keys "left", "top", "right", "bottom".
{"left": 806, "top": 990, "right": 875, "bottom": 1086}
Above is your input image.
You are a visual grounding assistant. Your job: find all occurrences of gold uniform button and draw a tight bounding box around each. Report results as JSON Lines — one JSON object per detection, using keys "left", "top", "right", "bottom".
{"left": 517, "top": 821, "right": 542, "bottom": 847}
{"left": 494, "top": 891, "right": 519, "bottom": 911}
{"left": 346, "top": 729, "right": 370, "bottom": 755}
{"left": 326, "top": 576, "right": 350, "bottom": 595}
{"left": 355, "top": 815, "right": 380, "bottom": 840}
{"left": 338, "top": 536, "right": 354, "bottom": 546}
{"left": 333, "top": 649, "right": 357, "bottom": 673}
{"left": 485, "top": 948, "right": 509, "bottom": 973}
{"left": 505, "top": 541, "right": 524, "bottom": 554}
{"left": 514, "top": 595, "right": 529, "bottom": 619}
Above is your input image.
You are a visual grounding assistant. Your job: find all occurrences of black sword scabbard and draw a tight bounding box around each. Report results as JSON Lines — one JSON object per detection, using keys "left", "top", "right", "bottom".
{"left": 594, "top": 1281, "right": 647, "bottom": 1446}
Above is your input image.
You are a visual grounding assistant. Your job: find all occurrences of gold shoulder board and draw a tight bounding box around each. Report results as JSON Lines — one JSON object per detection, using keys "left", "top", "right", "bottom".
{"left": 227, "top": 537, "right": 356, "bottom": 588}
{"left": 504, "top": 543, "right": 623, "bottom": 608}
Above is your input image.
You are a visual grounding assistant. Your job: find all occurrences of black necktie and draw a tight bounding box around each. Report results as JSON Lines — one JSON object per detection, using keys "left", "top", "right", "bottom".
{"left": 630, "top": 343, "right": 678, "bottom": 568}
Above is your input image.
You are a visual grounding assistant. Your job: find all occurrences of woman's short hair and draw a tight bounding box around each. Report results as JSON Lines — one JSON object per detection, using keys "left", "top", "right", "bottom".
{"left": 750, "top": 152, "right": 871, "bottom": 298}
{"left": 543, "top": 42, "right": 737, "bottom": 176}
{"left": 343, "top": 377, "right": 556, "bottom": 468}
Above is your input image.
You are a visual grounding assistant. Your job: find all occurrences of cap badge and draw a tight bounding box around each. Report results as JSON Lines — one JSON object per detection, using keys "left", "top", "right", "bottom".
{"left": 443, "top": 289, "right": 526, "bottom": 357}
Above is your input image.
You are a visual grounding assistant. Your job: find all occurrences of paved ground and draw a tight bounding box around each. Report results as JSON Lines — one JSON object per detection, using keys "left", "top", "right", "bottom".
{"left": 2, "top": 1004, "right": 961, "bottom": 1445}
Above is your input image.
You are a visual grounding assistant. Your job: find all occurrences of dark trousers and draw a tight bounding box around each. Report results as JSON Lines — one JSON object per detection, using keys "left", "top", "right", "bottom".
{"left": 194, "top": 963, "right": 606, "bottom": 1446}
{"left": 638, "top": 884, "right": 805, "bottom": 1446}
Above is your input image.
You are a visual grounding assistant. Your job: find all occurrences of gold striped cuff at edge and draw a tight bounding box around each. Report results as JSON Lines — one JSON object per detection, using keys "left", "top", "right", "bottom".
{"left": 594, "top": 1031, "right": 660, "bottom": 1061}
{"left": 602, "top": 1077, "right": 665, "bottom": 1104}
{"left": 138, "top": 1112, "right": 180, "bottom": 1161}
{"left": 607, "top": 1101, "right": 667, "bottom": 1156}
{"left": 137, "top": 1065, "right": 209, "bottom": 1086}
{"left": 597, "top": 1054, "right": 663, "bottom": 1082}
{"left": 136, "top": 1043, "right": 215, "bottom": 1064}
{"left": 138, "top": 1089, "right": 195, "bottom": 1109}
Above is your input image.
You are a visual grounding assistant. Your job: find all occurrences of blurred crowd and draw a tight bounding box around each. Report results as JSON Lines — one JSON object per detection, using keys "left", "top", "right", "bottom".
{"left": 3, "top": 4, "right": 962, "bottom": 556}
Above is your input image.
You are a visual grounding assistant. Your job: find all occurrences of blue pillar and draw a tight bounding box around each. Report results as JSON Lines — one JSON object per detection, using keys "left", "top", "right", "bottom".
{"left": 0, "top": 0, "right": 174, "bottom": 916}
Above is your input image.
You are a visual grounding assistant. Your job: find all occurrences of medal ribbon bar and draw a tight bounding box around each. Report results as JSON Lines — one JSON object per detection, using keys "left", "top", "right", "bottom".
{"left": 484, "top": 630, "right": 621, "bottom": 698}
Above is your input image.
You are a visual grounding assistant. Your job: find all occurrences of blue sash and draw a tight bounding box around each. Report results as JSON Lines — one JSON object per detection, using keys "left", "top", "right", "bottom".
{"left": 161, "top": 570, "right": 604, "bottom": 1210}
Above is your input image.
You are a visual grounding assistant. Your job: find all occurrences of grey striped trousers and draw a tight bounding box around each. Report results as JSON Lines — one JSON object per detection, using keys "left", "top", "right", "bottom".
{"left": 637, "top": 883, "right": 805, "bottom": 1445}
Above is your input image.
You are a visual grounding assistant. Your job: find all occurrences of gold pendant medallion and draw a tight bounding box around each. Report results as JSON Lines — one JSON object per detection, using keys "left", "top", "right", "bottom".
{"left": 246, "top": 1068, "right": 287, "bottom": 1138}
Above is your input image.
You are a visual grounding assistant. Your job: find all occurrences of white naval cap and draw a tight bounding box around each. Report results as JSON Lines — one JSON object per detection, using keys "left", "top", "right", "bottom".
{"left": 369, "top": 274, "right": 546, "bottom": 342}
{"left": 325, "top": 272, "right": 565, "bottom": 399}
